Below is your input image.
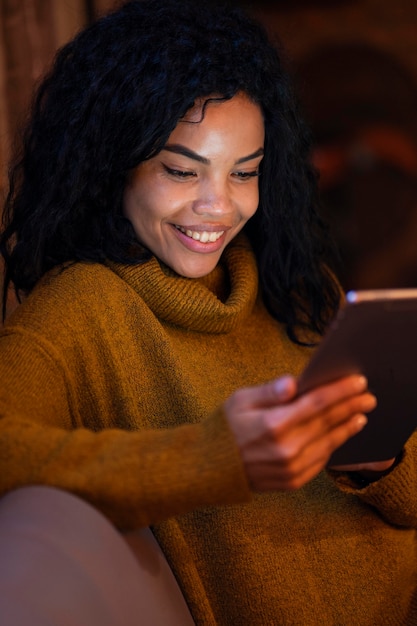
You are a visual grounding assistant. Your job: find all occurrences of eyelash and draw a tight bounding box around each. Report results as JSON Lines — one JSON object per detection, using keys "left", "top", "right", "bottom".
{"left": 162, "top": 165, "right": 260, "bottom": 180}
{"left": 234, "top": 171, "right": 260, "bottom": 180}
{"left": 163, "top": 166, "right": 196, "bottom": 179}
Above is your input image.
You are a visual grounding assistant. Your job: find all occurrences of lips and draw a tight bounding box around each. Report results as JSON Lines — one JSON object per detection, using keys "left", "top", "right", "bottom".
{"left": 174, "top": 225, "right": 225, "bottom": 243}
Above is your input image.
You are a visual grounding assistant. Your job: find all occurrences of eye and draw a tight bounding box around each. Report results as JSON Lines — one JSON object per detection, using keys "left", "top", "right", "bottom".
{"left": 162, "top": 165, "right": 196, "bottom": 179}
{"left": 233, "top": 170, "right": 260, "bottom": 181}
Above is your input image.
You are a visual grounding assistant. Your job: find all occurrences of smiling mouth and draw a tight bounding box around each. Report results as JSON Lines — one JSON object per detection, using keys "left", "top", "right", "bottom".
{"left": 174, "top": 225, "right": 225, "bottom": 243}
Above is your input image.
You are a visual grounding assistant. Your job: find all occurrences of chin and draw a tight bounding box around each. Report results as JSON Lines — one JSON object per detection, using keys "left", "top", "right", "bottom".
{"left": 174, "top": 263, "right": 218, "bottom": 279}
{"left": 167, "top": 253, "right": 221, "bottom": 279}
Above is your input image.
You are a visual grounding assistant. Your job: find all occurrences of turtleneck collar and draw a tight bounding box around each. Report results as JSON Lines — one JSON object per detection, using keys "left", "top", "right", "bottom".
{"left": 107, "top": 234, "right": 259, "bottom": 334}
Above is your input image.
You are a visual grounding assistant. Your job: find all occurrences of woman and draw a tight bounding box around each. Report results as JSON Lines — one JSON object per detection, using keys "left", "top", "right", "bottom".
{"left": 0, "top": 0, "right": 415, "bottom": 624}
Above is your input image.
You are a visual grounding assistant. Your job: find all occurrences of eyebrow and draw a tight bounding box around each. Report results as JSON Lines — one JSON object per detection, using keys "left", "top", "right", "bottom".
{"left": 162, "top": 144, "right": 264, "bottom": 165}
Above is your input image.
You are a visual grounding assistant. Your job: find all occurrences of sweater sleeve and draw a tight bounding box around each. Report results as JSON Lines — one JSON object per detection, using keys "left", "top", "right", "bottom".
{"left": 0, "top": 330, "right": 252, "bottom": 530}
{"left": 328, "top": 433, "right": 417, "bottom": 529}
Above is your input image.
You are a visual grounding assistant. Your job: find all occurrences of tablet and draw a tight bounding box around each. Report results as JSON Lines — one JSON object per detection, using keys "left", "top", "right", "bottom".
{"left": 298, "top": 289, "right": 417, "bottom": 465}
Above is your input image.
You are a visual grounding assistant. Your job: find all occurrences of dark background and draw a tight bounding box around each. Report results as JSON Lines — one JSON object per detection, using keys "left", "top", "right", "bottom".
{"left": 2, "top": 0, "right": 417, "bottom": 296}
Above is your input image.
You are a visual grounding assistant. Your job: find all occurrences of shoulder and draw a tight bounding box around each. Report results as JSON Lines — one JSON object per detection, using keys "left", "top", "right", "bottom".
{"left": 3, "top": 261, "right": 149, "bottom": 341}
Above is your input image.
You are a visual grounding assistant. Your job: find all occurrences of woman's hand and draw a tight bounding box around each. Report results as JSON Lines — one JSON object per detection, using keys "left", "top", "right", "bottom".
{"left": 224, "top": 375, "right": 377, "bottom": 492}
{"left": 329, "top": 458, "right": 397, "bottom": 483}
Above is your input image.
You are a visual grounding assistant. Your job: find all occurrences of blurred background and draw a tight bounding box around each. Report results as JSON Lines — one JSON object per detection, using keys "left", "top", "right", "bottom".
{"left": 2, "top": 0, "right": 417, "bottom": 293}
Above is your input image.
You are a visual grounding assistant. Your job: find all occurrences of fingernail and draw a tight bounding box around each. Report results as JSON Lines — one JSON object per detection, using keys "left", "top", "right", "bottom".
{"left": 273, "top": 378, "right": 286, "bottom": 394}
{"left": 273, "top": 376, "right": 291, "bottom": 393}
{"left": 362, "top": 394, "right": 377, "bottom": 411}
{"left": 356, "top": 414, "right": 368, "bottom": 429}
{"left": 355, "top": 375, "right": 368, "bottom": 391}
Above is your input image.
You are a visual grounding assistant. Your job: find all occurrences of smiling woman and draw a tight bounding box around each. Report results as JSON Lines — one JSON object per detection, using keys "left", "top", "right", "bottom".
{"left": 0, "top": 0, "right": 417, "bottom": 624}
{"left": 123, "top": 93, "right": 265, "bottom": 278}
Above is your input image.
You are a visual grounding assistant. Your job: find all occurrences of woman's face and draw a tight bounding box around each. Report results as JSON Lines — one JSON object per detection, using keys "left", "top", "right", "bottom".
{"left": 123, "top": 92, "right": 265, "bottom": 278}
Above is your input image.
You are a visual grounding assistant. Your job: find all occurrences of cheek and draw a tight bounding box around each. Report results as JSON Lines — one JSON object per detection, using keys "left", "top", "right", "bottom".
{"left": 137, "top": 180, "right": 180, "bottom": 217}
{"left": 123, "top": 181, "right": 159, "bottom": 222}
{"left": 243, "top": 187, "right": 260, "bottom": 219}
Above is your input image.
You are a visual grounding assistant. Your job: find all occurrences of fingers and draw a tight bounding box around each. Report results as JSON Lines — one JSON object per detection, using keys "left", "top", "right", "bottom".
{"left": 292, "top": 375, "right": 371, "bottom": 425}
{"left": 224, "top": 373, "right": 378, "bottom": 493}
{"left": 227, "top": 374, "right": 371, "bottom": 419}
{"left": 276, "top": 388, "right": 376, "bottom": 439}
{"left": 277, "top": 412, "right": 369, "bottom": 484}
{"left": 225, "top": 375, "right": 298, "bottom": 413}
{"left": 248, "top": 412, "right": 369, "bottom": 492}
{"left": 331, "top": 458, "right": 397, "bottom": 473}
{"left": 263, "top": 387, "right": 376, "bottom": 475}
{"left": 270, "top": 408, "right": 368, "bottom": 469}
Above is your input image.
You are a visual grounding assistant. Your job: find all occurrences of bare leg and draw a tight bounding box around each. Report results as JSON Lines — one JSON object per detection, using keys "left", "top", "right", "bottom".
{"left": 0, "top": 486, "right": 194, "bottom": 625}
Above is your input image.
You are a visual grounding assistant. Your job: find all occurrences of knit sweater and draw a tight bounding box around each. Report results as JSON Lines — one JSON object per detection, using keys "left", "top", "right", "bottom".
{"left": 1, "top": 235, "right": 417, "bottom": 625}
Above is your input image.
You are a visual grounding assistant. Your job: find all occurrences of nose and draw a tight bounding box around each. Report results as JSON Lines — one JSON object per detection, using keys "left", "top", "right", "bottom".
{"left": 192, "top": 178, "right": 233, "bottom": 217}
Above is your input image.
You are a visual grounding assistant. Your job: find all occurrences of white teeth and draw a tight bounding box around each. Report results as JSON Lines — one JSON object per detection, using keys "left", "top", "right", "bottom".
{"left": 176, "top": 226, "right": 224, "bottom": 243}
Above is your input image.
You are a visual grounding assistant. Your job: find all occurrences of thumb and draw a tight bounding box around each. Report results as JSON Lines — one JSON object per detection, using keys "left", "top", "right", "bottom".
{"left": 272, "top": 375, "right": 298, "bottom": 403}
{"left": 243, "top": 375, "right": 297, "bottom": 409}
{"left": 225, "top": 375, "right": 298, "bottom": 413}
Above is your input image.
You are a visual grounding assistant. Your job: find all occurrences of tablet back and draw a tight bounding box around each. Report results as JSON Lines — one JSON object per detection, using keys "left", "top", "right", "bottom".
{"left": 298, "top": 289, "right": 417, "bottom": 465}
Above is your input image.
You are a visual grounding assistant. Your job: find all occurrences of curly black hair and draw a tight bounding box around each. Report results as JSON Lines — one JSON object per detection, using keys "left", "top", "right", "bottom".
{"left": 0, "top": 0, "right": 340, "bottom": 342}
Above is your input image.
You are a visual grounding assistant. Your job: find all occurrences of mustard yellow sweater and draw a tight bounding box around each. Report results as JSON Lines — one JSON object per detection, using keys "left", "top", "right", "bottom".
{"left": 1, "top": 235, "right": 417, "bottom": 625}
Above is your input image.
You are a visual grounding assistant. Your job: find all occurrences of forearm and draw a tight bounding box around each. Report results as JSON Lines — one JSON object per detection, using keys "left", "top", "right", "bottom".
{"left": 0, "top": 408, "right": 251, "bottom": 530}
